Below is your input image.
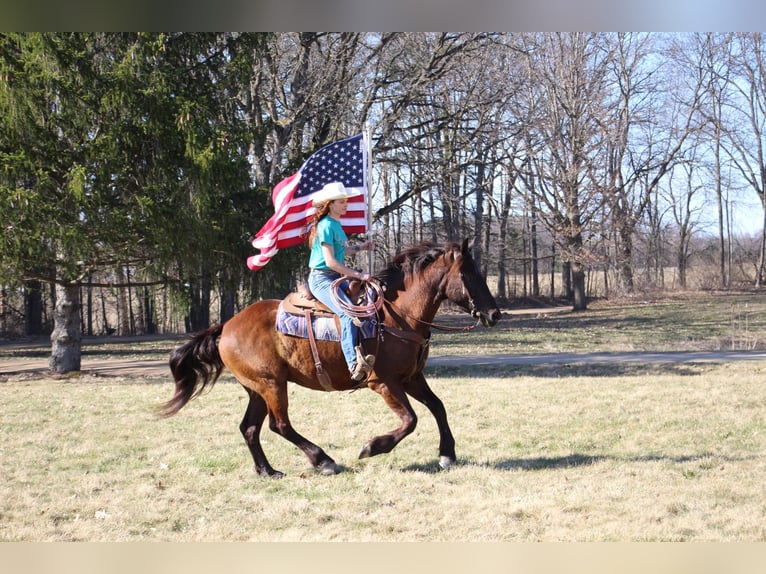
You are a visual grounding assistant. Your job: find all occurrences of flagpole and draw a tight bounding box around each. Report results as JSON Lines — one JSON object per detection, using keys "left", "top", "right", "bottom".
{"left": 364, "top": 124, "right": 373, "bottom": 273}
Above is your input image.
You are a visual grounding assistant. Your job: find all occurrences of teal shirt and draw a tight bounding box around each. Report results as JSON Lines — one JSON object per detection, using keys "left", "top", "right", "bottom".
{"left": 309, "top": 216, "right": 347, "bottom": 270}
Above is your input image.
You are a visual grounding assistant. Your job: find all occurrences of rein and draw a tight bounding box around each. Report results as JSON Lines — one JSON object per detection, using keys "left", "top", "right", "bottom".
{"left": 383, "top": 298, "right": 482, "bottom": 333}
{"left": 330, "top": 277, "right": 480, "bottom": 333}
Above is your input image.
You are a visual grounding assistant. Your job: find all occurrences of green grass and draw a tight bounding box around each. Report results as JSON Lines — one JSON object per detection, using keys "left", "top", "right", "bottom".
{"left": 430, "top": 291, "right": 766, "bottom": 356}
{"left": 2, "top": 360, "right": 765, "bottom": 541}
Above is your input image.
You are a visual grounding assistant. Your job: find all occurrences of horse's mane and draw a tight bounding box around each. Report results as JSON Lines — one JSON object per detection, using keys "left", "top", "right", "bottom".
{"left": 375, "top": 241, "right": 458, "bottom": 296}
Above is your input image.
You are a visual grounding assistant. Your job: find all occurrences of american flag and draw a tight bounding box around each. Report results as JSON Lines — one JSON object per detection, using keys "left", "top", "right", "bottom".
{"left": 247, "top": 134, "right": 368, "bottom": 271}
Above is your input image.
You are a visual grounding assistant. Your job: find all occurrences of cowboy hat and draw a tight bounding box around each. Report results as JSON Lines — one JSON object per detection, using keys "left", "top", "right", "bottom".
{"left": 311, "top": 181, "right": 362, "bottom": 206}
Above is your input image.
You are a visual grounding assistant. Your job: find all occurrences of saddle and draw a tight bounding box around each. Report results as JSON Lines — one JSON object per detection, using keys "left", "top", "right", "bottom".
{"left": 282, "top": 281, "right": 365, "bottom": 315}
{"left": 278, "top": 282, "right": 375, "bottom": 392}
{"left": 282, "top": 284, "right": 335, "bottom": 318}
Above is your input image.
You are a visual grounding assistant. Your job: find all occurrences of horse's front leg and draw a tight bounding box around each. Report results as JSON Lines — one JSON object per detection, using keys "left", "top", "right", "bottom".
{"left": 358, "top": 378, "right": 418, "bottom": 459}
{"left": 405, "top": 372, "right": 456, "bottom": 470}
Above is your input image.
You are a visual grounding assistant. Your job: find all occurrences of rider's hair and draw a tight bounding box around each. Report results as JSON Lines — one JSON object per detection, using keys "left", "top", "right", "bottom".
{"left": 306, "top": 201, "right": 332, "bottom": 246}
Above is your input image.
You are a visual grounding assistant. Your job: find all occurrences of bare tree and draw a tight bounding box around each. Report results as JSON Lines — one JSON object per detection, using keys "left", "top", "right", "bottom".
{"left": 599, "top": 33, "right": 707, "bottom": 294}
{"left": 520, "top": 33, "right": 614, "bottom": 310}
{"left": 698, "top": 32, "right": 736, "bottom": 288}
{"left": 600, "top": 33, "right": 659, "bottom": 293}
{"left": 663, "top": 146, "right": 706, "bottom": 288}
{"left": 368, "top": 33, "right": 509, "bottom": 249}
{"left": 722, "top": 33, "right": 766, "bottom": 286}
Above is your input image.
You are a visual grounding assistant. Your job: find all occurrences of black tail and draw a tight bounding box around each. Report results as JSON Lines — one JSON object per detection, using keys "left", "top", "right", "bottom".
{"left": 159, "top": 324, "right": 225, "bottom": 417}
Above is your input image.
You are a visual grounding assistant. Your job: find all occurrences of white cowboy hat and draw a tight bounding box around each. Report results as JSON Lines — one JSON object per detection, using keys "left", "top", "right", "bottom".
{"left": 311, "top": 181, "right": 362, "bottom": 206}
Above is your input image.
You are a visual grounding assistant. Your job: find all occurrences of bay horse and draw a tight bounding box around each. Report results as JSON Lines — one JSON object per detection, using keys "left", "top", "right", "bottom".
{"left": 161, "top": 239, "right": 501, "bottom": 477}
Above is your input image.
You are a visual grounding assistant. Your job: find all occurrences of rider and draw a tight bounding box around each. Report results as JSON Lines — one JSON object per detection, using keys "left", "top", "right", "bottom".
{"left": 307, "top": 181, "right": 376, "bottom": 382}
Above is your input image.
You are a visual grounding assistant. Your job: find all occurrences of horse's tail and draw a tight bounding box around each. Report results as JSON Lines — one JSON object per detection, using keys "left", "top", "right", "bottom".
{"left": 158, "top": 324, "right": 225, "bottom": 418}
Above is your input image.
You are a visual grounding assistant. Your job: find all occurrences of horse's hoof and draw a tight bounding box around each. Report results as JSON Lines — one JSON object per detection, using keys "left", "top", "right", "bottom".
{"left": 438, "top": 456, "right": 456, "bottom": 470}
{"left": 316, "top": 460, "right": 342, "bottom": 475}
{"left": 358, "top": 444, "right": 372, "bottom": 459}
{"left": 257, "top": 469, "right": 285, "bottom": 479}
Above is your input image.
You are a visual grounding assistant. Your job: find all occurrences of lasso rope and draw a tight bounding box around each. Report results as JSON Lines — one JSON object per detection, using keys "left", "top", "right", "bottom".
{"left": 330, "top": 277, "right": 384, "bottom": 320}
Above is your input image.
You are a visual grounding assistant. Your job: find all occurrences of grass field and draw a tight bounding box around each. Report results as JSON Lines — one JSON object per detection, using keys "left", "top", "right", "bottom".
{"left": 1, "top": 291, "right": 765, "bottom": 541}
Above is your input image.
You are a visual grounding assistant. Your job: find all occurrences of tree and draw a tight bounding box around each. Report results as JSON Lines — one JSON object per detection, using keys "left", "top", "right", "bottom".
{"left": 663, "top": 148, "right": 705, "bottom": 288}
{"left": 519, "top": 33, "right": 615, "bottom": 310}
{"left": 0, "top": 33, "right": 256, "bottom": 370}
{"left": 723, "top": 33, "right": 766, "bottom": 286}
{"left": 697, "top": 32, "right": 736, "bottom": 288}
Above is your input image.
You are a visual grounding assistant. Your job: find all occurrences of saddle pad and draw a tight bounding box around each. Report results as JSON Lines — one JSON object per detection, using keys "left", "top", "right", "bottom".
{"left": 276, "top": 301, "right": 377, "bottom": 341}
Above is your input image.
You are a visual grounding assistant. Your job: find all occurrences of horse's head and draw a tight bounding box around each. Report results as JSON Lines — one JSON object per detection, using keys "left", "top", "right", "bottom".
{"left": 443, "top": 239, "right": 502, "bottom": 328}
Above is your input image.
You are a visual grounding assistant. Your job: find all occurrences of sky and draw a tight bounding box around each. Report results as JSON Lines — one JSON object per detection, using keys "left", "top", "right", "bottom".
{"left": 3, "top": 1, "right": 766, "bottom": 32}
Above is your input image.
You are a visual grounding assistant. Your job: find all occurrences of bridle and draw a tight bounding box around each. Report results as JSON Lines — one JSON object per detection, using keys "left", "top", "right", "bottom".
{"left": 382, "top": 268, "right": 483, "bottom": 333}
{"left": 383, "top": 298, "right": 482, "bottom": 332}
{"left": 328, "top": 254, "right": 485, "bottom": 338}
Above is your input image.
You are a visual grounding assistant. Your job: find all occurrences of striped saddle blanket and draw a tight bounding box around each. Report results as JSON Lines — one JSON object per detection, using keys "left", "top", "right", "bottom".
{"left": 275, "top": 301, "right": 377, "bottom": 342}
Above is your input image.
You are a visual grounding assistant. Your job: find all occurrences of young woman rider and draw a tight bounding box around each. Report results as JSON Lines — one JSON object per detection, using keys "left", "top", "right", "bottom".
{"left": 307, "top": 182, "right": 375, "bottom": 382}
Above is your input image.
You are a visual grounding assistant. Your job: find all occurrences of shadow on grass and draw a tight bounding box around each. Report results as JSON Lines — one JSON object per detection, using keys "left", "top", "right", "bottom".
{"left": 402, "top": 453, "right": 604, "bottom": 474}
{"left": 423, "top": 362, "right": 706, "bottom": 379}
{"left": 489, "top": 453, "right": 607, "bottom": 471}
{"left": 402, "top": 451, "right": 750, "bottom": 474}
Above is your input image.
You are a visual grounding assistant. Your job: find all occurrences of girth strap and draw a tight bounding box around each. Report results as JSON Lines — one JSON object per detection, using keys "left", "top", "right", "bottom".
{"left": 304, "top": 309, "right": 335, "bottom": 391}
{"left": 382, "top": 324, "right": 429, "bottom": 347}
{"left": 381, "top": 324, "right": 430, "bottom": 370}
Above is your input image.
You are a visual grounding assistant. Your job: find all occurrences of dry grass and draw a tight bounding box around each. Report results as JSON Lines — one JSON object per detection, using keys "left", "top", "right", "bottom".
{"left": 2, "top": 359, "right": 765, "bottom": 541}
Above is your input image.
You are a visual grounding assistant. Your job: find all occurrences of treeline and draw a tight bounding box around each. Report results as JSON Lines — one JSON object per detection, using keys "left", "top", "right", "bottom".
{"left": 2, "top": 33, "right": 766, "bottom": 369}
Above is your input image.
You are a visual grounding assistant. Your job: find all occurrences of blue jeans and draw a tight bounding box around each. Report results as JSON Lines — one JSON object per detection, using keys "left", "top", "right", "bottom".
{"left": 308, "top": 269, "right": 358, "bottom": 370}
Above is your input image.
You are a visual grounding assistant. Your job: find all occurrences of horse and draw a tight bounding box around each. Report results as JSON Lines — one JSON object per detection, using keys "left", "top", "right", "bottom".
{"left": 160, "top": 239, "right": 502, "bottom": 477}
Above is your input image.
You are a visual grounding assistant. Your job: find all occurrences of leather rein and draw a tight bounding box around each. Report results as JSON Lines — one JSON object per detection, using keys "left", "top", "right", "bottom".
{"left": 383, "top": 298, "right": 482, "bottom": 335}
{"left": 382, "top": 270, "right": 484, "bottom": 335}
{"left": 327, "top": 275, "right": 481, "bottom": 354}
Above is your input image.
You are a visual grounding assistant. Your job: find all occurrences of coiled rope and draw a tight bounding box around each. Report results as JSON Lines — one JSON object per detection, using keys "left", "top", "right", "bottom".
{"left": 330, "top": 277, "right": 385, "bottom": 320}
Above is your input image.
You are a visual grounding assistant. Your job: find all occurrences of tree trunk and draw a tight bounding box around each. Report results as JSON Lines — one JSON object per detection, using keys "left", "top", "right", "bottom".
{"left": 714, "top": 134, "right": 726, "bottom": 288}
{"left": 143, "top": 286, "right": 157, "bottom": 334}
{"left": 757, "top": 202, "right": 766, "bottom": 288}
{"left": 25, "top": 280, "right": 44, "bottom": 336}
{"left": 100, "top": 288, "right": 111, "bottom": 335}
{"left": 616, "top": 224, "right": 635, "bottom": 292}
{"left": 85, "top": 281, "right": 94, "bottom": 336}
{"left": 115, "top": 266, "right": 131, "bottom": 336}
{"left": 473, "top": 164, "right": 485, "bottom": 273}
{"left": 677, "top": 229, "right": 688, "bottom": 289}
{"left": 549, "top": 244, "right": 556, "bottom": 300}
{"left": 529, "top": 198, "right": 540, "bottom": 297}
{"left": 50, "top": 282, "right": 81, "bottom": 372}
{"left": 561, "top": 261, "right": 573, "bottom": 300}
{"left": 187, "top": 273, "right": 212, "bottom": 332}
{"left": 219, "top": 272, "right": 236, "bottom": 324}
{"left": 496, "top": 173, "right": 514, "bottom": 303}
{"left": 571, "top": 260, "right": 587, "bottom": 311}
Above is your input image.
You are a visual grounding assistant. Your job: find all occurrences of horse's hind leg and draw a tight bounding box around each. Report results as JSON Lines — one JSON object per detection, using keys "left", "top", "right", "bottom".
{"left": 240, "top": 389, "right": 283, "bottom": 478}
{"left": 405, "top": 373, "right": 456, "bottom": 470}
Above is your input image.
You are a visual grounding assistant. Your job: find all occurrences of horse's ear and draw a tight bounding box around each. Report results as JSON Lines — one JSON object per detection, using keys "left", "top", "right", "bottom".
{"left": 461, "top": 238, "right": 471, "bottom": 256}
